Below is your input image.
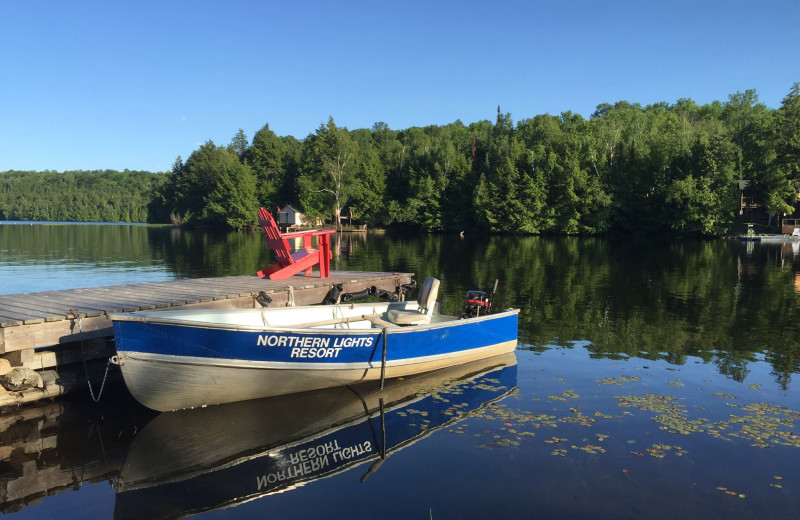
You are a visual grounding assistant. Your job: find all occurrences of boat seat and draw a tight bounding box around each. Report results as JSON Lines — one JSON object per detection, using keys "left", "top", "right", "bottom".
{"left": 387, "top": 278, "right": 440, "bottom": 326}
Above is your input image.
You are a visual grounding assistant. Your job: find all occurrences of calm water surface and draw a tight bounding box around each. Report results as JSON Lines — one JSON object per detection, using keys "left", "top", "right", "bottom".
{"left": 2, "top": 222, "right": 800, "bottom": 519}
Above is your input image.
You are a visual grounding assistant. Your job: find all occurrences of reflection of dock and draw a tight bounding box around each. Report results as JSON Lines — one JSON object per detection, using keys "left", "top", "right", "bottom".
{"left": 742, "top": 235, "right": 800, "bottom": 259}
{"left": 0, "top": 402, "right": 64, "bottom": 512}
{"left": 739, "top": 234, "right": 800, "bottom": 242}
{"left": 0, "top": 385, "right": 154, "bottom": 513}
{"left": 337, "top": 225, "right": 368, "bottom": 233}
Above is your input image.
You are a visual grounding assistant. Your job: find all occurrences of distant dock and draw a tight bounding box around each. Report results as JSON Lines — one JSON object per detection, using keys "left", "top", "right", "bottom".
{"left": 0, "top": 271, "right": 412, "bottom": 406}
{"left": 739, "top": 234, "right": 800, "bottom": 242}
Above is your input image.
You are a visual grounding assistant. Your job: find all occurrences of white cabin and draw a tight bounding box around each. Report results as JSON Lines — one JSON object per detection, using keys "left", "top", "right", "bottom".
{"left": 277, "top": 205, "right": 304, "bottom": 227}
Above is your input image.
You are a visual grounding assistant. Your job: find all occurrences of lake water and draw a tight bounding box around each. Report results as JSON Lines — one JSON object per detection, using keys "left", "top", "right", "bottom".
{"left": 2, "top": 222, "right": 800, "bottom": 519}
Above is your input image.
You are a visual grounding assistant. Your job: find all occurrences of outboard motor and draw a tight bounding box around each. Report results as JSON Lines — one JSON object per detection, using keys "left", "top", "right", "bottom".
{"left": 460, "top": 279, "right": 499, "bottom": 319}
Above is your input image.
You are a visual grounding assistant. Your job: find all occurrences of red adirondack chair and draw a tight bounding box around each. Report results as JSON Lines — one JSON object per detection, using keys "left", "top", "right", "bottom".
{"left": 256, "top": 207, "right": 336, "bottom": 280}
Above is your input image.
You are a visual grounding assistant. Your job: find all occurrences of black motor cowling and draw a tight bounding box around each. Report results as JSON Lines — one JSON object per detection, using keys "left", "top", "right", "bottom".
{"left": 460, "top": 279, "right": 499, "bottom": 319}
{"left": 461, "top": 290, "right": 490, "bottom": 318}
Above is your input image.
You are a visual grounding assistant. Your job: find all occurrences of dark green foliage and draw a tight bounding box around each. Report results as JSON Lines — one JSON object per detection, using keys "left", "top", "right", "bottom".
{"left": 0, "top": 169, "right": 162, "bottom": 222}
{"left": 162, "top": 141, "right": 258, "bottom": 229}
{"left": 245, "top": 124, "right": 289, "bottom": 211}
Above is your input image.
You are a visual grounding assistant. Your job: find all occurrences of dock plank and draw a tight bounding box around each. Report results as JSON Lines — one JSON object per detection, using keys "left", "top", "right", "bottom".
{"left": 0, "top": 294, "right": 107, "bottom": 317}
{"left": 0, "top": 305, "right": 49, "bottom": 321}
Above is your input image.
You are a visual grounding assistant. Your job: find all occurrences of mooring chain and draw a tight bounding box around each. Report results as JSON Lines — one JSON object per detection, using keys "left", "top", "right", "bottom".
{"left": 69, "top": 307, "right": 111, "bottom": 403}
{"left": 84, "top": 358, "right": 113, "bottom": 403}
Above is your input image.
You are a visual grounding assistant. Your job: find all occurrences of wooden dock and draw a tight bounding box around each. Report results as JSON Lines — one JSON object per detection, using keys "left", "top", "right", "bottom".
{"left": 0, "top": 271, "right": 412, "bottom": 406}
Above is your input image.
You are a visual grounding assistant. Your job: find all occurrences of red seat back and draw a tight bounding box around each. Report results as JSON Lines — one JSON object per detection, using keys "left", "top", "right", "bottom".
{"left": 258, "top": 207, "right": 293, "bottom": 265}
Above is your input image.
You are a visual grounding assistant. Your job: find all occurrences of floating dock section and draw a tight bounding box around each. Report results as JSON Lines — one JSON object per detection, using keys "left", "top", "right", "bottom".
{"left": 0, "top": 271, "right": 412, "bottom": 406}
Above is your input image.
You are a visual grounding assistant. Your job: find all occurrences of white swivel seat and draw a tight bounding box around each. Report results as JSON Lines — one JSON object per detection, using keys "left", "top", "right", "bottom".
{"left": 387, "top": 277, "right": 440, "bottom": 325}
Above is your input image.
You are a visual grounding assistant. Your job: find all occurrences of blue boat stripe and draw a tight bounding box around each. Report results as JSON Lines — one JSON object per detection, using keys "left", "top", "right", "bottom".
{"left": 113, "top": 310, "right": 519, "bottom": 365}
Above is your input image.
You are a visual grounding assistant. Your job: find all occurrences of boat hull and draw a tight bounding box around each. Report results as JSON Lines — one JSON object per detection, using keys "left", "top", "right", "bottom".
{"left": 112, "top": 305, "right": 519, "bottom": 411}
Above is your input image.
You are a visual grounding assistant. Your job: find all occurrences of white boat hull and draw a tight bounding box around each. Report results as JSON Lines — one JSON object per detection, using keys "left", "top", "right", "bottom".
{"left": 118, "top": 341, "right": 516, "bottom": 412}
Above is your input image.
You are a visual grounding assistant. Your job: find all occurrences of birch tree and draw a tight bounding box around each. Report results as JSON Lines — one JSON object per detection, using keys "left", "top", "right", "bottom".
{"left": 299, "top": 117, "right": 359, "bottom": 226}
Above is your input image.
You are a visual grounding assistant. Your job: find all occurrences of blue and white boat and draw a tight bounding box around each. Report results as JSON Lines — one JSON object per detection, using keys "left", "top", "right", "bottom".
{"left": 109, "top": 278, "right": 519, "bottom": 411}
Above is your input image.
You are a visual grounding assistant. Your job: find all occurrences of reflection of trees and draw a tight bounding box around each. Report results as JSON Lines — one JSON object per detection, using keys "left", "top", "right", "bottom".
{"left": 330, "top": 232, "right": 367, "bottom": 272}
{"left": 341, "top": 234, "right": 800, "bottom": 386}
{"left": 151, "top": 229, "right": 800, "bottom": 385}
{"left": 714, "top": 352, "right": 752, "bottom": 383}
{"left": 154, "top": 227, "right": 266, "bottom": 278}
{"left": 0, "top": 223, "right": 158, "bottom": 265}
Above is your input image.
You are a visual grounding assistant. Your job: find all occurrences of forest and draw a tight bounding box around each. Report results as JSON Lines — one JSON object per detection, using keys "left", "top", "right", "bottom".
{"left": 2, "top": 83, "right": 798, "bottom": 236}
{"left": 0, "top": 169, "right": 160, "bottom": 222}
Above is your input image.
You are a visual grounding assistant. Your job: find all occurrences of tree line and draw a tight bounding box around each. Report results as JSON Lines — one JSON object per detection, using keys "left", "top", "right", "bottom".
{"left": 3, "top": 83, "right": 798, "bottom": 235}
{"left": 0, "top": 169, "right": 160, "bottom": 222}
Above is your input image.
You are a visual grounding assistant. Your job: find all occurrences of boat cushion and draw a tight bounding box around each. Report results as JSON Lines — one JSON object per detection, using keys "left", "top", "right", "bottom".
{"left": 387, "top": 309, "right": 430, "bottom": 326}
{"left": 387, "top": 277, "right": 440, "bottom": 326}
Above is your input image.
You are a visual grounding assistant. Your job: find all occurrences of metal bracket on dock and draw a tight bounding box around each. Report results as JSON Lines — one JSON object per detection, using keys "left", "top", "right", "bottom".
{"left": 255, "top": 291, "right": 272, "bottom": 307}
{"left": 68, "top": 308, "right": 82, "bottom": 334}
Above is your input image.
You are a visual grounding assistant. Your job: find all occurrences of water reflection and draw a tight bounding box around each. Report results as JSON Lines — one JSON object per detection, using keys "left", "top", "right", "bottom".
{"left": 0, "top": 223, "right": 175, "bottom": 293}
{"left": 0, "top": 380, "right": 154, "bottom": 514}
{"left": 113, "top": 354, "right": 517, "bottom": 519}
{"left": 0, "top": 356, "right": 516, "bottom": 517}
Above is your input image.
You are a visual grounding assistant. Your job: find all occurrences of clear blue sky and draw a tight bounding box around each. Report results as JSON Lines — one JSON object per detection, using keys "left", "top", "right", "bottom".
{"left": 1, "top": 0, "right": 798, "bottom": 173}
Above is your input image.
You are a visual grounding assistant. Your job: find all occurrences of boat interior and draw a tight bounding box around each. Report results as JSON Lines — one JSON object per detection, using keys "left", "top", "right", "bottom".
{"left": 111, "top": 278, "right": 460, "bottom": 330}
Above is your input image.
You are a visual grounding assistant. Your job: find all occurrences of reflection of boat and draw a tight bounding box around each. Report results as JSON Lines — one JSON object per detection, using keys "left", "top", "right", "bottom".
{"left": 114, "top": 353, "right": 517, "bottom": 520}
{"left": 109, "top": 278, "right": 519, "bottom": 411}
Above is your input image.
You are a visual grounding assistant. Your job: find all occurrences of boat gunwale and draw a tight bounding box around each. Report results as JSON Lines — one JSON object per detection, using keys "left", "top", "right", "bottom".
{"left": 110, "top": 306, "right": 520, "bottom": 334}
